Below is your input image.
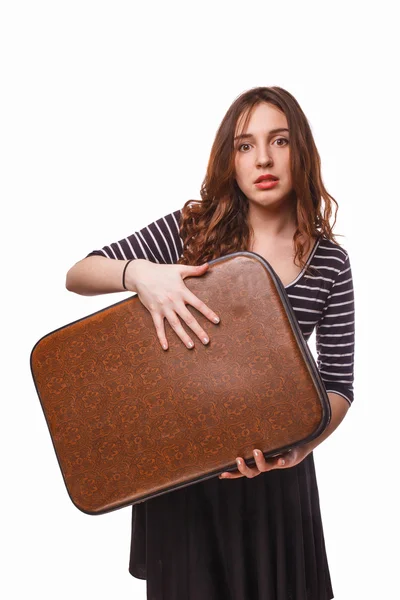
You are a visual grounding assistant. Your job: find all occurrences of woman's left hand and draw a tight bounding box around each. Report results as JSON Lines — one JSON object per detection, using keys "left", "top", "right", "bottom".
{"left": 218, "top": 445, "right": 312, "bottom": 479}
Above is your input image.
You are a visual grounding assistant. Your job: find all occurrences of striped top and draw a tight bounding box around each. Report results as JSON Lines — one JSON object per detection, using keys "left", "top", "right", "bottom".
{"left": 86, "top": 208, "right": 355, "bottom": 406}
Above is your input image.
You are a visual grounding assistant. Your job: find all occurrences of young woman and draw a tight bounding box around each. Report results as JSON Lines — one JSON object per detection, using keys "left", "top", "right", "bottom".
{"left": 66, "top": 86, "right": 355, "bottom": 600}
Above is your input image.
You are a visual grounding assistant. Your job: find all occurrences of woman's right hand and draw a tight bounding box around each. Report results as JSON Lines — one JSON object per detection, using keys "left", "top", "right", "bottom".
{"left": 125, "top": 260, "right": 220, "bottom": 350}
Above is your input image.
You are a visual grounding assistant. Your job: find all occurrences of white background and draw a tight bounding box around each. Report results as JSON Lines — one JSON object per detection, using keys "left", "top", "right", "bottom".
{"left": 1, "top": 1, "right": 399, "bottom": 599}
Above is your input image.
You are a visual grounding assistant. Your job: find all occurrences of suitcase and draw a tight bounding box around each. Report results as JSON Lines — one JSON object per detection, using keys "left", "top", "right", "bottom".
{"left": 30, "top": 251, "right": 331, "bottom": 515}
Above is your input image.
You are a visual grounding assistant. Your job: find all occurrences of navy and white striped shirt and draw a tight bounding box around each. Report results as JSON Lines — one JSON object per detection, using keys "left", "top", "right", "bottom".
{"left": 86, "top": 208, "right": 355, "bottom": 406}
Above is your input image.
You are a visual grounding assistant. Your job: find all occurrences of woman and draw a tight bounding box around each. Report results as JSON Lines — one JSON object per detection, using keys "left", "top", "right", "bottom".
{"left": 66, "top": 86, "right": 355, "bottom": 600}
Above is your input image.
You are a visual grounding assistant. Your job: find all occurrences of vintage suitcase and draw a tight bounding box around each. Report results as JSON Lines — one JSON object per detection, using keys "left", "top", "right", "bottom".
{"left": 30, "top": 251, "right": 331, "bottom": 516}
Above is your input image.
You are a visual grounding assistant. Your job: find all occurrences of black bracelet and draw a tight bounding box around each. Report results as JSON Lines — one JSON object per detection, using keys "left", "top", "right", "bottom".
{"left": 122, "top": 259, "right": 134, "bottom": 290}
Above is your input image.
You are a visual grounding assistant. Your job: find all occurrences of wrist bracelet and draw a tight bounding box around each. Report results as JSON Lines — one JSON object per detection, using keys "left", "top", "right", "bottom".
{"left": 122, "top": 259, "right": 134, "bottom": 290}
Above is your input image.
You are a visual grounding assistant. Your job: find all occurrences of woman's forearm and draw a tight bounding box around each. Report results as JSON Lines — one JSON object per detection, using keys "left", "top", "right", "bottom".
{"left": 65, "top": 256, "right": 145, "bottom": 296}
{"left": 305, "top": 392, "right": 350, "bottom": 452}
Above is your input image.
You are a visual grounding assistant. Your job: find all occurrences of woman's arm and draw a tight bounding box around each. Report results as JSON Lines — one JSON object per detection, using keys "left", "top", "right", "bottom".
{"left": 315, "top": 251, "right": 355, "bottom": 406}
{"left": 64, "top": 209, "right": 219, "bottom": 348}
{"left": 65, "top": 208, "right": 183, "bottom": 296}
{"left": 306, "top": 249, "right": 356, "bottom": 450}
{"left": 304, "top": 392, "right": 350, "bottom": 453}
{"left": 65, "top": 256, "right": 146, "bottom": 296}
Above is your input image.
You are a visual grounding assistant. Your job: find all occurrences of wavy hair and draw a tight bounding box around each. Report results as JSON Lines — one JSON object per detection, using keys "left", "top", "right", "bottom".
{"left": 177, "top": 86, "right": 343, "bottom": 274}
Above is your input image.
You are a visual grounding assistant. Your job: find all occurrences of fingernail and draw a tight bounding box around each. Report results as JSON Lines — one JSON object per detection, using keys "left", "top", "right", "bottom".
{"left": 279, "top": 459, "right": 285, "bottom": 466}
{"left": 213, "top": 316, "right": 220, "bottom": 323}
{"left": 162, "top": 343, "right": 168, "bottom": 350}
{"left": 254, "top": 450, "right": 260, "bottom": 457}
{"left": 202, "top": 337, "right": 209, "bottom": 344}
{"left": 187, "top": 341, "right": 194, "bottom": 348}
{"left": 236, "top": 459, "right": 242, "bottom": 466}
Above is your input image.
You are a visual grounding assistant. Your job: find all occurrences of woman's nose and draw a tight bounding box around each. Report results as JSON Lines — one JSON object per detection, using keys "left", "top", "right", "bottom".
{"left": 256, "top": 154, "right": 273, "bottom": 167}
{"left": 256, "top": 147, "right": 273, "bottom": 167}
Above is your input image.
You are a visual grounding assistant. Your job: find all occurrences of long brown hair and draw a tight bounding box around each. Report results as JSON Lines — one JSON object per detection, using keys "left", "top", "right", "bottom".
{"left": 177, "top": 86, "right": 343, "bottom": 274}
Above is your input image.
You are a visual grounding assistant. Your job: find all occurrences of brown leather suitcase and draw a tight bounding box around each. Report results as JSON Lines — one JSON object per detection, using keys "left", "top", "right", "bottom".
{"left": 30, "top": 251, "right": 331, "bottom": 516}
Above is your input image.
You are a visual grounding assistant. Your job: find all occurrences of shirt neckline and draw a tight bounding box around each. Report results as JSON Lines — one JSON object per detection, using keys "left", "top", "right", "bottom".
{"left": 284, "top": 236, "right": 321, "bottom": 289}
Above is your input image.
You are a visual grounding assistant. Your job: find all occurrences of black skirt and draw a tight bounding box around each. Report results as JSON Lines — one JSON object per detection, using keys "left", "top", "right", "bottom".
{"left": 129, "top": 452, "right": 334, "bottom": 600}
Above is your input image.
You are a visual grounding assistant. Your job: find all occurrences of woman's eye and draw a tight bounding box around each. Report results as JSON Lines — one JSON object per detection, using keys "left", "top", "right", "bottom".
{"left": 274, "top": 137, "right": 289, "bottom": 146}
{"left": 238, "top": 143, "right": 251, "bottom": 152}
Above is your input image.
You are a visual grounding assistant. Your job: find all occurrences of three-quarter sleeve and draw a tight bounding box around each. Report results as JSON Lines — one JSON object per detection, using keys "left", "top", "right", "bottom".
{"left": 315, "top": 251, "right": 355, "bottom": 406}
{"left": 85, "top": 208, "right": 183, "bottom": 264}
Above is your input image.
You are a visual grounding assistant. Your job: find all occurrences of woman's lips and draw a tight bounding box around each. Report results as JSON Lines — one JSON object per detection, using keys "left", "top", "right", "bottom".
{"left": 254, "top": 179, "right": 279, "bottom": 189}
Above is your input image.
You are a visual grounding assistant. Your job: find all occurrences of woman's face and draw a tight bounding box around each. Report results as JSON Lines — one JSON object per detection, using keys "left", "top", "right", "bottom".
{"left": 234, "top": 102, "right": 293, "bottom": 209}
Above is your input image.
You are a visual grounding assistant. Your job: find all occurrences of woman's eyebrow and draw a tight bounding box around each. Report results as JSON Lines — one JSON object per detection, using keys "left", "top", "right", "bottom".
{"left": 234, "top": 128, "right": 289, "bottom": 141}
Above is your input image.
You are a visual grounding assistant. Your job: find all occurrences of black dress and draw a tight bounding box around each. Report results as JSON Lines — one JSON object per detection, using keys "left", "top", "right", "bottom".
{"left": 86, "top": 208, "right": 355, "bottom": 600}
